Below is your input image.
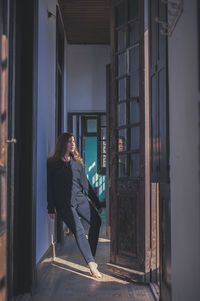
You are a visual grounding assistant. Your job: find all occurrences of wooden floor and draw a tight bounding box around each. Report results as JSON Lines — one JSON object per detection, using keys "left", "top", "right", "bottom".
{"left": 22, "top": 209, "right": 155, "bottom": 301}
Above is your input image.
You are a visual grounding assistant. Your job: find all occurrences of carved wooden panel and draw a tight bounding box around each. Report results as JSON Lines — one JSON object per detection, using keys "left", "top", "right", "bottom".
{"left": 0, "top": 233, "right": 6, "bottom": 301}
{"left": 116, "top": 180, "right": 138, "bottom": 257}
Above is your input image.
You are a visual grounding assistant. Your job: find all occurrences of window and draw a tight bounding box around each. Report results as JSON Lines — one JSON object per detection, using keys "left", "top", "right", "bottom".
{"left": 115, "top": 0, "right": 141, "bottom": 178}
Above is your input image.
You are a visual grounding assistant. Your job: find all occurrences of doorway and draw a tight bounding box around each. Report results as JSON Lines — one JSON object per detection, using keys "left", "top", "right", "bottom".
{"left": 83, "top": 136, "right": 106, "bottom": 203}
{"left": 68, "top": 113, "right": 107, "bottom": 233}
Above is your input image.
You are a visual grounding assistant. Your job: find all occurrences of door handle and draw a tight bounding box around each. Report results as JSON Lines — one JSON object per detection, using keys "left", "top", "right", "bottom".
{"left": 6, "top": 138, "right": 17, "bottom": 143}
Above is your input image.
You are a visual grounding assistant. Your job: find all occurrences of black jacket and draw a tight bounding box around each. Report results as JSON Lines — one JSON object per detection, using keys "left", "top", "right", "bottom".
{"left": 47, "top": 159, "right": 102, "bottom": 214}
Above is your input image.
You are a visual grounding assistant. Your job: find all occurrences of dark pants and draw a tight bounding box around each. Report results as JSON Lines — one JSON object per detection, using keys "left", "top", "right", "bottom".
{"left": 60, "top": 201, "right": 101, "bottom": 264}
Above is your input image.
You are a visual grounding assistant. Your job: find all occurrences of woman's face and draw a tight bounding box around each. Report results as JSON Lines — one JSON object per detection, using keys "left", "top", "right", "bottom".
{"left": 118, "top": 138, "right": 124, "bottom": 152}
{"left": 66, "top": 136, "right": 75, "bottom": 154}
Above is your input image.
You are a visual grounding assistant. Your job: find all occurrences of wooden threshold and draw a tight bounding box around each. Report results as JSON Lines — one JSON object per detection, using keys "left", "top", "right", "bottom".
{"left": 107, "top": 263, "right": 146, "bottom": 282}
{"left": 149, "top": 282, "right": 160, "bottom": 301}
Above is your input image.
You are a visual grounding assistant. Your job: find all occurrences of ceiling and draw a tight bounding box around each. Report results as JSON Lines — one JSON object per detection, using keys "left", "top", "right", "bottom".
{"left": 58, "top": 0, "right": 110, "bottom": 44}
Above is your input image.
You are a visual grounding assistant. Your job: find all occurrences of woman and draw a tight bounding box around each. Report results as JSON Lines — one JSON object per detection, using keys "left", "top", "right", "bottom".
{"left": 47, "top": 132, "right": 103, "bottom": 278}
{"left": 118, "top": 136, "right": 126, "bottom": 176}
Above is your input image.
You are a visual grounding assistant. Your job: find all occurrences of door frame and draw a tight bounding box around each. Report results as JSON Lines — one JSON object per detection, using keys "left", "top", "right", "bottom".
{"left": 6, "top": 0, "right": 38, "bottom": 297}
{"left": 55, "top": 6, "right": 65, "bottom": 244}
{"left": 68, "top": 112, "right": 106, "bottom": 158}
{"left": 0, "top": 0, "right": 9, "bottom": 300}
{"left": 106, "top": 64, "right": 111, "bottom": 237}
{"left": 55, "top": 6, "right": 65, "bottom": 139}
{"left": 149, "top": 0, "right": 171, "bottom": 299}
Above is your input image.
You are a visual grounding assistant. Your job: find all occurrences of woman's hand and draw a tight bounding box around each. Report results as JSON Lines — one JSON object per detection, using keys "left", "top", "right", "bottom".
{"left": 49, "top": 213, "right": 56, "bottom": 219}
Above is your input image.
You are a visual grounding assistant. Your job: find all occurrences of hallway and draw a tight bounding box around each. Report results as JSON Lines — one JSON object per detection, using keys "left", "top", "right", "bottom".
{"left": 19, "top": 210, "right": 155, "bottom": 301}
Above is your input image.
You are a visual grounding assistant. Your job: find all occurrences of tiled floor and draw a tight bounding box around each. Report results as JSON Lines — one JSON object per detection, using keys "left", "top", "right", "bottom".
{"left": 23, "top": 209, "right": 155, "bottom": 301}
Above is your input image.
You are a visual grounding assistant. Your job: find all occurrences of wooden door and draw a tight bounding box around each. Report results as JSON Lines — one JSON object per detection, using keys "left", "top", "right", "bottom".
{"left": 149, "top": 0, "right": 171, "bottom": 300}
{"left": 0, "top": 1, "right": 8, "bottom": 300}
{"left": 108, "top": 0, "right": 148, "bottom": 281}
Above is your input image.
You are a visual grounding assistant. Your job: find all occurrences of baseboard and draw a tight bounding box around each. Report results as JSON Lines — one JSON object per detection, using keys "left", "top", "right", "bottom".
{"left": 37, "top": 244, "right": 54, "bottom": 265}
{"left": 14, "top": 293, "right": 31, "bottom": 301}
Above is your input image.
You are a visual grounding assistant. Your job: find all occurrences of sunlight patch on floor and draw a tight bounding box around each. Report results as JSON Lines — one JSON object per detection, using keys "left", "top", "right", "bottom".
{"left": 98, "top": 237, "right": 110, "bottom": 242}
{"left": 52, "top": 257, "right": 128, "bottom": 284}
{"left": 85, "top": 234, "right": 110, "bottom": 243}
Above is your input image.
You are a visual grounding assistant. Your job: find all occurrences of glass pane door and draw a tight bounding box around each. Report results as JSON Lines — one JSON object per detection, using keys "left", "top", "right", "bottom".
{"left": 115, "top": 0, "right": 140, "bottom": 178}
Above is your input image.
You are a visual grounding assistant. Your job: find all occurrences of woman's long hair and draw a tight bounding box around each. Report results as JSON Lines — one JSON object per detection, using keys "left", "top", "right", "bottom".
{"left": 48, "top": 132, "right": 83, "bottom": 165}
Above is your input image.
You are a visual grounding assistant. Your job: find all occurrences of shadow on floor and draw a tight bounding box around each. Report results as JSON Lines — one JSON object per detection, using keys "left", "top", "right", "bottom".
{"left": 19, "top": 208, "right": 155, "bottom": 301}
{"left": 25, "top": 230, "right": 155, "bottom": 301}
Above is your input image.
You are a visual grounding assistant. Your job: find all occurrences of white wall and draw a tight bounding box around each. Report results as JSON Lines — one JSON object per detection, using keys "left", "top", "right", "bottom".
{"left": 168, "top": 1, "right": 200, "bottom": 300}
{"left": 67, "top": 45, "right": 110, "bottom": 113}
{"left": 36, "top": 9, "right": 109, "bottom": 263}
{"left": 36, "top": 0, "right": 68, "bottom": 263}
